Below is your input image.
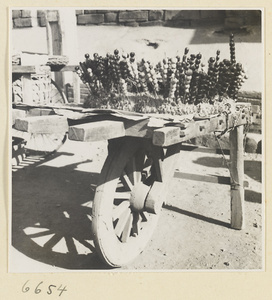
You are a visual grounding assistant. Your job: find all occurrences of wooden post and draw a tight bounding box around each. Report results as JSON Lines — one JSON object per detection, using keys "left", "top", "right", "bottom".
{"left": 45, "top": 9, "right": 79, "bottom": 102}
{"left": 229, "top": 125, "right": 245, "bottom": 229}
{"left": 45, "top": 13, "right": 53, "bottom": 55}
{"left": 21, "top": 74, "right": 33, "bottom": 104}
{"left": 73, "top": 72, "right": 81, "bottom": 104}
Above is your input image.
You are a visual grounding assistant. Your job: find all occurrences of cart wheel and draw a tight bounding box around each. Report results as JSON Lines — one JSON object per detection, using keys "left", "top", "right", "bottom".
{"left": 50, "top": 79, "right": 68, "bottom": 105}
{"left": 92, "top": 137, "right": 179, "bottom": 267}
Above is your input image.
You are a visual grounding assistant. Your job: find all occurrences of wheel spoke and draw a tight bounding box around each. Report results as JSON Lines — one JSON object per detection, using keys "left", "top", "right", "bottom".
{"left": 132, "top": 157, "right": 140, "bottom": 184}
{"left": 120, "top": 172, "right": 134, "bottom": 191}
{"left": 112, "top": 201, "right": 130, "bottom": 221}
{"left": 121, "top": 213, "right": 133, "bottom": 243}
{"left": 132, "top": 212, "right": 142, "bottom": 236}
{"left": 140, "top": 211, "right": 148, "bottom": 222}
{"left": 125, "top": 152, "right": 144, "bottom": 185}
{"left": 143, "top": 157, "right": 153, "bottom": 169}
{"left": 114, "top": 192, "right": 131, "bottom": 200}
{"left": 134, "top": 151, "right": 146, "bottom": 183}
{"left": 126, "top": 156, "right": 138, "bottom": 185}
{"left": 115, "top": 208, "right": 131, "bottom": 238}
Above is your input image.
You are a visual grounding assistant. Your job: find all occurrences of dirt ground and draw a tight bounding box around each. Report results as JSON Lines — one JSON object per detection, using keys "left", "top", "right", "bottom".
{"left": 10, "top": 138, "right": 263, "bottom": 272}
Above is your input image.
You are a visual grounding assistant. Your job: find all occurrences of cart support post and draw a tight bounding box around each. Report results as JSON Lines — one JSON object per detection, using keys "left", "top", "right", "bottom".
{"left": 229, "top": 125, "right": 245, "bottom": 230}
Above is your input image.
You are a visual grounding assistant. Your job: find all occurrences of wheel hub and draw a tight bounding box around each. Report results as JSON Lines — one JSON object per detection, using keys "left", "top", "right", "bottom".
{"left": 130, "top": 182, "right": 150, "bottom": 212}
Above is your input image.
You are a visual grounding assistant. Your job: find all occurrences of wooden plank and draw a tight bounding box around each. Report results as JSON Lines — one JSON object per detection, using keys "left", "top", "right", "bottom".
{"left": 179, "top": 111, "right": 249, "bottom": 143}
{"left": 12, "top": 65, "right": 36, "bottom": 73}
{"left": 152, "top": 126, "right": 182, "bottom": 147}
{"left": 179, "top": 119, "right": 208, "bottom": 142}
{"left": 68, "top": 120, "right": 125, "bottom": 142}
{"left": 12, "top": 65, "right": 78, "bottom": 73}
{"left": 27, "top": 108, "right": 54, "bottom": 117}
{"left": 124, "top": 118, "right": 152, "bottom": 138}
{"left": 229, "top": 125, "right": 245, "bottom": 230}
{"left": 14, "top": 115, "right": 68, "bottom": 134}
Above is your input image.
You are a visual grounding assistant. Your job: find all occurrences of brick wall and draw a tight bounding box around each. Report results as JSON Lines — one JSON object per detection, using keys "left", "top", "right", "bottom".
{"left": 12, "top": 9, "right": 261, "bottom": 29}
{"left": 12, "top": 10, "right": 33, "bottom": 28}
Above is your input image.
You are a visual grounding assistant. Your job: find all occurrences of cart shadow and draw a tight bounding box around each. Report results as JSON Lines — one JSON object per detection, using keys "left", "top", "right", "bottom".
{"left": 191, "top": 156, "right": 262, "bottom": 204}
{"left": 12, "top": 153, "right": 113, "bottom": 270}
{"left": 192, "top": 156, "right": 262, "bottom": 183}
{"left": 163, "top": 204, "right": 231, "bottom": 228}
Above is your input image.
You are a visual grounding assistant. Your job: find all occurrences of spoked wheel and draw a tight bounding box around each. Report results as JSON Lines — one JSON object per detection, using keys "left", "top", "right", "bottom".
{"left": 50, "top": 79, "right": 68, "bottom": 105}
{"left": 92, "top": 137, "right": 180, "bottom": 267}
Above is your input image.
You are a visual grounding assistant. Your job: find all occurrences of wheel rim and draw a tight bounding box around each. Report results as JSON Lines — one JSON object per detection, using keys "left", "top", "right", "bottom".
{"left": 92, "top": 139, "right": 161, "bottom": 267}
{"left": 50, "top": 79, "right": 68, "bottom": 105}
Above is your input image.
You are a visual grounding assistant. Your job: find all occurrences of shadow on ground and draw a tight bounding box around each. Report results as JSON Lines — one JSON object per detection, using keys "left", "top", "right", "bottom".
{"left": 191, "top": 156, "right": 262, "bottom": 205}
{"left": 12, "top": 153, "right": 112, "bottom": 270}
{"left": 192, "top": 156, "right": 262, "bottom": 182}
{"left": 163, "top": 204, "right": 230, "bottom": 228}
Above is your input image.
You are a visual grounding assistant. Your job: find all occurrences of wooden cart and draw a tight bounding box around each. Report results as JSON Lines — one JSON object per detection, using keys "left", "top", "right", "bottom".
{"left": 12, "top": 102, "right": 251, "bottom": 267}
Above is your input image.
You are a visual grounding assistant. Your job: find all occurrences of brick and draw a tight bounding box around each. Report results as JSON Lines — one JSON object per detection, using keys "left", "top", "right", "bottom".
{"left": 21, "top": 10, "right": 31, "bottom": 18}
{"left": 102, "top": 22, "right": 119, "bottom": 26}
{"left": 165, "top": 10, "right": 200, "bottom": 21}
{"left": 225, "top": 17, "right": 245, "bottom": 28}
{"left": 84, "top": 10, "right": 96, "bottom": 14}
{"left": 37, "top": 10, "right": 45, "bottom": 18}
{"left": 200, "top": 10, "right": 225, "bottom": 19}
{"left": 123, "top": 21, "right": 139, "bottom": 27}
{"left": 12, "top": 10, "right": 21, "bottom": 19}
{"left": 225, "top": 10, "right": 244, "bottom": 17}
{"left": 149, "top": 10, "right": 164, "bottom": 21}
{"left": 164, "top": 10, "right": 180, "bottom": 20}
{"left": 96, "top": 10, "right": 109, "bottom": 14}
{"left": 105, "top": 12, "right": 117, "bottom": 23}
{"left": 47, "top": 10, "right": 58, "bottom": 22}
{"left": 38, "top": 16, "right": 46, "bottom": 27}
{"left": 119, "top": 11, "right": 148, "bottom": 22}
{"left": 139, "top": 20, "right": 164, "bottom": 27}
{"left": 13, "top": 18, "right": 32, "bottom": 28}
{"left": 77, "top": 14, "right": 104, "bottom": 25}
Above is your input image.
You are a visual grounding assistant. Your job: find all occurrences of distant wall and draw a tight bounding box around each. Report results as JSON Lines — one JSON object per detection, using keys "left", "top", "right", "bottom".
{"left": 12, "top": 9, "right": 261, "bottom": 29}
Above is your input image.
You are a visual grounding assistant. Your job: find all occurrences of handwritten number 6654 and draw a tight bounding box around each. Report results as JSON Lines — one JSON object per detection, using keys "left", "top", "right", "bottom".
{"left": 22, "top": 280, "right": 67, "bottom": 296}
